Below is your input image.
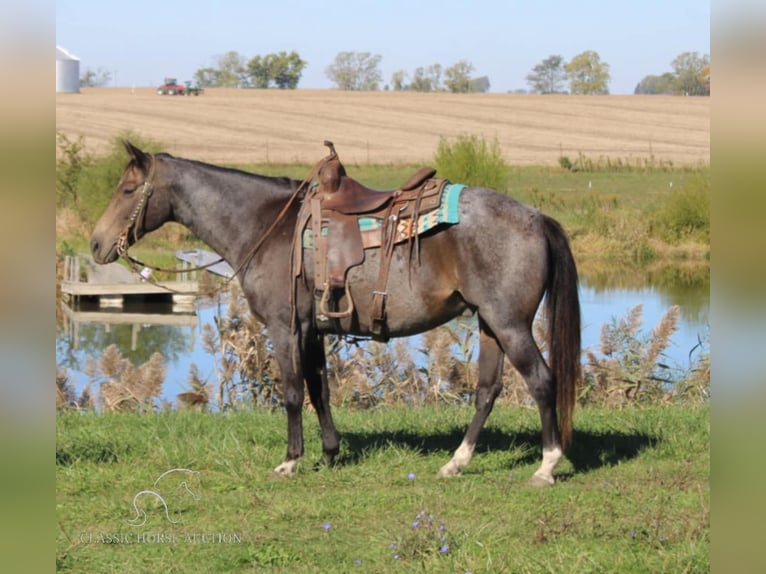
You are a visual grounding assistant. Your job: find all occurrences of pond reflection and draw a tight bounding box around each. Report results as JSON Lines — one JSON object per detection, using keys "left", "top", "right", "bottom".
{"left": 56, "top": 264, "right": 710, "bottom": 405}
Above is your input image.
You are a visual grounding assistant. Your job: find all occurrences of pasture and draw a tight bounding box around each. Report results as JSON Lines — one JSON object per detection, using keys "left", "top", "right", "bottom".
{"left": 56, "top": 405, "right": 709, "bottom": 572}
{"left": 55, "top": 88, "right": 709, "bottom": 166}
{"left": 56, "top": 89, "right": 710, "bottom": 572}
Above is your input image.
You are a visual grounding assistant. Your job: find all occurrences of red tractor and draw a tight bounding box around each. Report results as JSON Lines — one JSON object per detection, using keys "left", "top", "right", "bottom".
{"left": 157, "top": 78, "right": 186, "bottom": 95}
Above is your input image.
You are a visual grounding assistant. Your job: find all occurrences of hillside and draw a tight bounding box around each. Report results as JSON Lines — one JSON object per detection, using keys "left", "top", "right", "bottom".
{"left": 56, "top": 88, "right": 709, "bottom": 166}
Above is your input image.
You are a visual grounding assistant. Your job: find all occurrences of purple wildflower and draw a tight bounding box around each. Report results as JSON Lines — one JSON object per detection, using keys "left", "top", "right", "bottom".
{"left": 354, "top": 559, "right": 362, "bottom": 565}
{"left": 440, "top": 544, "right": 449, "bottom": 554}
{"left": 412, "top": 521, "right": 420, "bottom": 528}
{"left": 322, "top": 522, "right": 331, "bottom": 531}
{"left": 394, "top": 554, "right": 400, "bottom": 560}
{"left": 408, "top": 472, "right": 416, "bottom": 480}
{"left": 389, "top": 543, "right": 397, "bottom": 551}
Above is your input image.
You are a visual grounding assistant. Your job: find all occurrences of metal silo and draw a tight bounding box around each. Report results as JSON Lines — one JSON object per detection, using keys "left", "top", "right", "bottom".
{"left": 56, "top": 46, "right": 80, "bottom": 93}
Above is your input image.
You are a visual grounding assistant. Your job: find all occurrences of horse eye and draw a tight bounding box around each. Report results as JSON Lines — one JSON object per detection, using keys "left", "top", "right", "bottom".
{"left": 123, "top": 187, "right": 135, "bottom": 195}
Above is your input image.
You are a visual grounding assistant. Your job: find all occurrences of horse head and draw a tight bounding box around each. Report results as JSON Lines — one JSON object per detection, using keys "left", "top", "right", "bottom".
{"left": 90, "top": 141, "right": 172, "bottom": 264}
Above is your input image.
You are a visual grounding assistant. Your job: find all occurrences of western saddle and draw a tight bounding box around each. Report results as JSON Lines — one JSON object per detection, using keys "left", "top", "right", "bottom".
{"left": 293, "top": 141, "right": 449, "bottom": 338}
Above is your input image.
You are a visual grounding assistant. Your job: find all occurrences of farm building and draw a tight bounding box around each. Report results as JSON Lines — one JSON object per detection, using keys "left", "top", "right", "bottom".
{"left": 56, "top": 46, "right": 80, "bottom": 93}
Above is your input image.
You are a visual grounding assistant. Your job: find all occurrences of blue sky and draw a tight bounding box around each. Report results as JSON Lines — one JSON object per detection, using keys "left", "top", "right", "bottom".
{"left": 56, "top": 0, "right": 709, "bottom": 94}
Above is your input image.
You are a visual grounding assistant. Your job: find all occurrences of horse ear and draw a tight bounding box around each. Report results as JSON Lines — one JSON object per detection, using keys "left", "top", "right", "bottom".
{"left": 123, "top": 140, "right": 150, "bottom": 171}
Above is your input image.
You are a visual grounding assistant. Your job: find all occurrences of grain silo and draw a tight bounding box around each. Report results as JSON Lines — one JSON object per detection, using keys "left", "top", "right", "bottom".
{"left": 56, "top": 46, "right": 80, "bottom": 93}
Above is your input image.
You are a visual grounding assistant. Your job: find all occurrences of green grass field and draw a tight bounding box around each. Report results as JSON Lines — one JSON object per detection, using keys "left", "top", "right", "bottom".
{"left": 56, "top": 405, "right": 709, "bottom": 573}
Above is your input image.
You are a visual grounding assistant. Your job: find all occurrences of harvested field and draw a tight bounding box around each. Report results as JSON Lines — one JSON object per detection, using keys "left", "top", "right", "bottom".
{"left": 56, "top": 88, "right": 709, "bottom": 166}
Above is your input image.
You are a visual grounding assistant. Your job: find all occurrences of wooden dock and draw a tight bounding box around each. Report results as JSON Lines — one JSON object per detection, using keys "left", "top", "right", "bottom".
{"left": 60, "top": 255, "right": 199, "bottom": 308}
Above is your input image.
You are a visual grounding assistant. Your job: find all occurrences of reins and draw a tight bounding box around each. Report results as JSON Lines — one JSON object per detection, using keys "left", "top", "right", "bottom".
{"left": 116, "top": 153, "right": 329, "bottom": 294}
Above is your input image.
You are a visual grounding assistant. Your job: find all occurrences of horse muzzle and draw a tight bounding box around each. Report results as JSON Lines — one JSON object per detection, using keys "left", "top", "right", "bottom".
{"left": 90, "top": 235, "right": 119, "bottom": 264}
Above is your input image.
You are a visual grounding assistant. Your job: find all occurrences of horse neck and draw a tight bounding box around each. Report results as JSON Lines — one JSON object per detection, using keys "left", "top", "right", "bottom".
{"left": 165, "top": 158, "right": 295, "bottom": 266}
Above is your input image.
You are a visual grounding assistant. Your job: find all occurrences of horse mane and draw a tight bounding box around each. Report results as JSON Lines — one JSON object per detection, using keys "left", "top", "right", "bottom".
{"left": 163, "top": 154, "right": 300, "bottom": 189}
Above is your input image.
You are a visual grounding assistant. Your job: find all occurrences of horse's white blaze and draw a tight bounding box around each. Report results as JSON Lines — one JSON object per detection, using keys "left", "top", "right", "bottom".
{"left": 273, "top": 459, "right": 299, "bottom": 477}
{"left": 437, "top": 440, "right": 475, "bottom": 477}
{"left": 532, "top": 446, "right": 562, "bottom": 485}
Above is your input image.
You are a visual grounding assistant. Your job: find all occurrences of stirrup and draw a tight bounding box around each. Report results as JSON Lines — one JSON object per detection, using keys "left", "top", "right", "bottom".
{"left": 319, "top": 281, "right": 354, "bottom": 319}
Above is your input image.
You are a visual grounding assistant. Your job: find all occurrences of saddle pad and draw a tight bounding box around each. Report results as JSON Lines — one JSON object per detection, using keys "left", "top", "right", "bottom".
{"left": 303, "top": 183, "right": 464, "bottom": 248}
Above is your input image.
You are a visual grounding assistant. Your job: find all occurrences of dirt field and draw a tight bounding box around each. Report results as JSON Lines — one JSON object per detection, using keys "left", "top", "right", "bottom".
{"left": 56, "top": 88, "right": 709, "bottom": 166}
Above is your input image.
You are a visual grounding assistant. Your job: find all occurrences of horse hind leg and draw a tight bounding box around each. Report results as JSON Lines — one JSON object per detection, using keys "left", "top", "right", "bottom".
{"left": 438, "top": 317, "right": 564, "bottom": 486}
{"left": 500, "top": 323, "right": 563, "bottom": 487}
{"left": 438, "top": 320, "right": 504, "bottom": 477}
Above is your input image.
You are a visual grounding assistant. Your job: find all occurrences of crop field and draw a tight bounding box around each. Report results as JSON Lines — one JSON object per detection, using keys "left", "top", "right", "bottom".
{"left": 56, "top": 88, "right": 709, "bottom": 166}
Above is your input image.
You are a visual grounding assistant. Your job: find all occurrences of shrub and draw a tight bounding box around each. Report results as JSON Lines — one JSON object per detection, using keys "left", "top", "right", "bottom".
{"left": 433, "top": 134, "right": 508, "bottom": 191}
{"left": 654, "top": 174, "right": 710, "bottom": 242}
{"left": 56, "top": 132, "right": 92, "bottom": 209}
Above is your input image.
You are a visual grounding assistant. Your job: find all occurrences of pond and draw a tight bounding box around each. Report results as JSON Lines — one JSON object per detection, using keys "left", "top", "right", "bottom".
{"left": 56, "top": 268, "right": 709, "bottom": 406}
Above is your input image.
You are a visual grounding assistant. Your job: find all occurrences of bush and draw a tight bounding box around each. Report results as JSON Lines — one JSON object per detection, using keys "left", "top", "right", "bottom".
{"left": 433, "top": 134, "right": 508, "bottom": 191}
{"left": 654, "top": 174, "right": 710, "bottom": 242}
{"left": 56, "top": 132, "right": 92, "bottom": 209}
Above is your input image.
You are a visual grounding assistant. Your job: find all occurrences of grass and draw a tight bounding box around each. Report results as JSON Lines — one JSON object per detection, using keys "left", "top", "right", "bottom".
{"left": 56, "top": 129, "right": 709, "bottom": 278}
{"left": 57, "top": 405, "right": 709, "bottom": 572}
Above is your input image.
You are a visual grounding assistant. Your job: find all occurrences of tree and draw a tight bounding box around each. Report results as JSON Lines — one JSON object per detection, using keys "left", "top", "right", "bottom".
{"left": 194, "top": 67, "right": 220, "bottom": 88}
{"left": 214, "top": 51, "right": 246, "bottom": 87}
{"left": 634, "top": 73, "right": 676, "bottom": 95}
{"left": 325, "top": 52, "right": 382, "bottom": 90}
{"left": 247, "top": 55, "right": 271, "bottom": 89}
{"left": 247, "top": 51, "right": 306, "bottom": 89}
{"left": 391, "top": 70, "right": 408, "bottom": 91}
{"left": 526, "top": 55, "right": 567, "bottom": 94}
{"left": 80, "top": 67, "right": 112, "bottom": 87}
{"left": 470, "top": 76, "right": 491, "bottom": 93}
{"left": 671, "top": 51, "right": 710, "bottom": 96}
{"left": 444, "top": 60, "right": 476, "bottom": 93}
{"left": 269, "top": 51, "right": 306, "bottom": 89}
{"left": 565, "top": 50, "right": 611, "bottom": 94}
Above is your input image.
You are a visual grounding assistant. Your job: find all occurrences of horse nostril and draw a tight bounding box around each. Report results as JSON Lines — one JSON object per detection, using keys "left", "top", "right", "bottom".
{"left": 90, "top": 238, "right": 99, "bottom": 255}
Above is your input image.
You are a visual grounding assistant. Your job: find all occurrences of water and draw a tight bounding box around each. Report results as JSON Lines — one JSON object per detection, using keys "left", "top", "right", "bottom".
{"left": 56, "top": 274, "right": 709, "bottom": 405}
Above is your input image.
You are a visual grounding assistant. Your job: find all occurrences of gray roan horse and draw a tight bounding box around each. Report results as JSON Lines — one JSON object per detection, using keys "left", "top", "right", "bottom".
{"left": 90, "top": 142, "right": 581, "bottom": 486}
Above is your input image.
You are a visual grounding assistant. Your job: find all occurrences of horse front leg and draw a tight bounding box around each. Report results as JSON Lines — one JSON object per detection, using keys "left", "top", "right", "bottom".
{"left": 271, "top": 337, "right": 305, "bottom": 478}
{"left": 304, "top": 335, "right": 340, "bottom": 466}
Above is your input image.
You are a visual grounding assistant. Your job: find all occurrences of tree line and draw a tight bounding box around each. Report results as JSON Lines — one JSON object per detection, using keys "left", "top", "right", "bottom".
{"left": 634, "top": 52, "right": 710, "bottom": 95}
{"left": 184, "top": 49, "right": 708, "bottom": 95}
{"left": 524, "top": 50, "right": 709, "bottom": 95}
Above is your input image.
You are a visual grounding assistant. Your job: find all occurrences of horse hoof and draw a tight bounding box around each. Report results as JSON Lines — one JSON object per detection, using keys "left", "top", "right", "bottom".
{"left": 271, "top": 460, "right": 299, "bottom": 479}
{"left": 436, "top": 462, "right": 461, "bottom": 478}
{"left": 528, "top": 473, "right": 555, "bottom": 487}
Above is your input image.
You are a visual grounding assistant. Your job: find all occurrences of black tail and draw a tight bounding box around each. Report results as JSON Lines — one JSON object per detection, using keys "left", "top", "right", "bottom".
{"left": 543, "top": 215, "right": 581, "bottom": 450}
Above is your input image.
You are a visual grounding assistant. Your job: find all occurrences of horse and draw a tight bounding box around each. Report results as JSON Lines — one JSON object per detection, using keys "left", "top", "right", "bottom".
{"left": 90, "top": 142, "right": 581, "bottom": 486}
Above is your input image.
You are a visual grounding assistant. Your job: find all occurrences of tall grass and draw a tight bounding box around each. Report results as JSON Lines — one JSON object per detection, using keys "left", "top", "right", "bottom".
{"left": 57, "top": 287, "right": 709, "bottom": 414}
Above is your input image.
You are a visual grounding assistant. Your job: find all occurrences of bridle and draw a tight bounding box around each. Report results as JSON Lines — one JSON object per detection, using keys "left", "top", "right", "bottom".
{"left": 116, "top": 163, "right": 155, "bottom": 260}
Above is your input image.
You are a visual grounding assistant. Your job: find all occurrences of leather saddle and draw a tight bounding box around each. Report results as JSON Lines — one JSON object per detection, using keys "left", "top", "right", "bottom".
{"left": 293, "top": 141, "right": 449, "bottom": 338}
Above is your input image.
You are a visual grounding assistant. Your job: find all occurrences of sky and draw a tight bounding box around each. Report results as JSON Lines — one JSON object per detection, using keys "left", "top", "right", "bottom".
{"left": 56, "top": 0, "right": 709, "bottom": 94}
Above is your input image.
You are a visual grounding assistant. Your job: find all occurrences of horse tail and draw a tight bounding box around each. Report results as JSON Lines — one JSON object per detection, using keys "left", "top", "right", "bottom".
{"left": 543, "top": 215, "right": 581, "bottom": 450}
